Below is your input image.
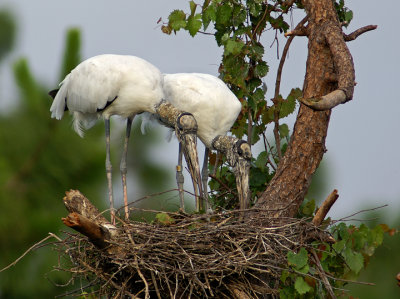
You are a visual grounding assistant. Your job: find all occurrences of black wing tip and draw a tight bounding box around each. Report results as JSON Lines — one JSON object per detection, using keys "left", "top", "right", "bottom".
{"left": 48, "top": 89, "right": 59, "bottom": 99}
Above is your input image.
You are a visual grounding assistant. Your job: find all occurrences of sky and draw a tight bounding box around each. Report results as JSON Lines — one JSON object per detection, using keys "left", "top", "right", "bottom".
{"left": 0, "top": 0, "right": 399, "bottom": 222}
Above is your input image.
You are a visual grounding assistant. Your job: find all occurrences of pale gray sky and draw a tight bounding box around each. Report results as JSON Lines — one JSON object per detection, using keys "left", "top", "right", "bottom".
{"left": 1, "top": 0, "right": 399, "bottom": 221}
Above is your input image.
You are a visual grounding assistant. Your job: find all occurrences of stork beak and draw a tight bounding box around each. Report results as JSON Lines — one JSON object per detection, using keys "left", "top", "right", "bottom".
{"left": 180, "top": 132, "right": 204, "bottom": 211}
{"left": 234, "top": 141, "right": 252, "bottom": 212}
{"left": 175, "top": 114, "right": 204, "bottom": 212}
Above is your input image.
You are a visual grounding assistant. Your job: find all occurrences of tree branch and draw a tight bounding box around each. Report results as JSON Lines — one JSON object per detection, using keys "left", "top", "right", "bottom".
{"left": 62, "top": 212, "right": 110, "bottom": 249}
{"left": 61, "top": 190, "right": 121, "bottom": 255}
{"left": 273, "top": 16, "right": 308, "bottom": 160}
{"left": 311, "top": 249, "right": 337, "bottom": 299}
{"left": 312, "top": 189, "right": 339, "bottom": 226}
{"left": 344, "top": 25, "right": 378, "bottom": 42}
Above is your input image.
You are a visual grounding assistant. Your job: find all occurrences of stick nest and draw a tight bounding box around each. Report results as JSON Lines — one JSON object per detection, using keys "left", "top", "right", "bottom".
{"left": 55, "top": 209, "right": 327, "bottom": 298}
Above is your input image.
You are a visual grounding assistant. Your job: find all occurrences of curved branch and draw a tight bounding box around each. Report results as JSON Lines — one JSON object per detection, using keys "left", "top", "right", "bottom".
{"left": 273, "top": 16, "right": 308, "bottom": 160}
{"left": 300, "top": 89, "right": 347, "bottom": 110}
{"left": 300, "top": 18, "right": 356, "bottom": 110}
{"left": 344, "top": 25, "right": 378, "bottom": 42}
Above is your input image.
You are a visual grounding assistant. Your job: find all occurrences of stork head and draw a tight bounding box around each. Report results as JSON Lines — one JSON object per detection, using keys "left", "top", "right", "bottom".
{"left": 212, "top": 136, "right": 252, "bottom": 211}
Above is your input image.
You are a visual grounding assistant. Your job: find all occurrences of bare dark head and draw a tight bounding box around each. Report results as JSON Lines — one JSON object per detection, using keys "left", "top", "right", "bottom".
{"left": 177, "top": 112, "right": 198, "bottom": 134}
{"left": 235, "top": 140, "right": 252, "bottom": 160}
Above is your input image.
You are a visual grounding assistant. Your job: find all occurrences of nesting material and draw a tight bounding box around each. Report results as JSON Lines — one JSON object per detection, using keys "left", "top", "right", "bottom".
{"left": 57, "top": 191, "right": 327, "bottom": 298}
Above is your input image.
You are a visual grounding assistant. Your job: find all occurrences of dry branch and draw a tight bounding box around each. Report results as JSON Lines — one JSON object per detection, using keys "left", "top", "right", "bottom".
{"left": 312, "top": 189, "right": 339, "bottom": 226}
{"left": 62, "top": 212, "right": 110, "bottom": 249}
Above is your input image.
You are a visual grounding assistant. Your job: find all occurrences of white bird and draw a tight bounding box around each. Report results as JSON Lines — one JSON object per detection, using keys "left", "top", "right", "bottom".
{"left": 163, "top": 73, "right": 252, "bottom": 211}
{"left": 49, "top": 54, "right": 203, "bottom": 223}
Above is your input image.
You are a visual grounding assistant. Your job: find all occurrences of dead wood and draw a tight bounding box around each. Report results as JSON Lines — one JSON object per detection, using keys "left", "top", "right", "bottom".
{"left": 312, "top": 189, "right": 339, "bottom": 226}
{"left": 62, "top": 212, "right": 110, "bottom": 249}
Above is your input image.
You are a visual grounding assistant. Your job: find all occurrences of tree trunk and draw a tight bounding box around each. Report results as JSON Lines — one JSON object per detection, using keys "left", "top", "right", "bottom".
{"left": 256, "top": 0, "right": 355, "bottom": 217}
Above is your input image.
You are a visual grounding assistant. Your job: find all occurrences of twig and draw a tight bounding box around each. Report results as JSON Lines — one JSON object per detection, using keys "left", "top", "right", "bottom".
{"left": 209, "top": 173, "right": 235, "bottom": 194}
{"left": 333, "top": 204, "right": 388, "bottom": 223}
{"left": 311, "top": 249, "right": 337, "bottom": 299}
{"left": 151, "top": 271, "right": 162, "bottom": 299}
{"left": 0, "top": 233, "right": 58, "bottom": 272}
{"left": 247, "top": 109, "right": 253, "bottom": 146}
{"left": 312, "top": 189, "right": 339, "bottom": 226}
{"left": 272, "top": 16, "right": 308, "bottom": 161}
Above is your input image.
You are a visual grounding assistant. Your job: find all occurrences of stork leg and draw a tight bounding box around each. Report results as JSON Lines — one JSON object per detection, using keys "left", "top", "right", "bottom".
{"left": 105, "top": 118, "right": 115, "bottom": 224}
{"left": 120, "top": 116, "right": 134, "bottom": 221}
{"left": 201, "top": 147, "right": 210, "bottom": 212}
{"left": 176, "top": 143, "right": 185, "bottom": 211}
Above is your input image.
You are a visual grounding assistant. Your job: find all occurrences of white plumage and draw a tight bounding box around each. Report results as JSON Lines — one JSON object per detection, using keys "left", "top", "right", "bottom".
{"left": 50, "top": 54, "right": 164, "bottom": 137}
{"left": 163, "top": 73, "right": 242, "bottom": 148}
{"left": 162, "top": 73, "right": 244, "bottom": 210}
{"left": 49, "top": 54, "right": 204, "bottom": 222}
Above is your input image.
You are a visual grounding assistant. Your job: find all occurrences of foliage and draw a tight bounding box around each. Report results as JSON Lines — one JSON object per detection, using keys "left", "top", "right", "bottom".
{"left": 159, "top": 1, "right": 392, "bottom": 297}
{"left": 347, "top": 214, "right": 400, "bottom": 298}
{"left": 280, "top": 221, "right": 392, "bottom": 298}
{"left": 163, "top": 1, "right": 307, "bottom": 209}
{"left": 162, "top": 0, "right": 352, "bottom": 207}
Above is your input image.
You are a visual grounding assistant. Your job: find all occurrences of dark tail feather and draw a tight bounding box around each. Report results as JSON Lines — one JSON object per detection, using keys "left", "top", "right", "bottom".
{"left": 48, "top": 89, "right": 59, "bottom": 99}
{"left": 48, "top": 89, "right": 68, "bottom": 111}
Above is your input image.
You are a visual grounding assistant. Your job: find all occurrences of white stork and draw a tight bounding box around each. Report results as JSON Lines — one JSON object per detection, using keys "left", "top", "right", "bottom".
{"left": 163, "top": 73, "right": 252, "bottom": 212}
{"left": 49, "top": 54, "right": 203, "bottom": 223}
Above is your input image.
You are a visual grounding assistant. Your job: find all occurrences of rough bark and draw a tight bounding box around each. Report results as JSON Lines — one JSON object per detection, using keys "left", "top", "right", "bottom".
{"left": 256, "top": 0, "right": 347, "bottom": 217}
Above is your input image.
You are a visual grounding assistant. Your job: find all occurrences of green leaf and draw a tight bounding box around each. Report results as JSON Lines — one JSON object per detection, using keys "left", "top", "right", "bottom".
{"left": 371, "top": 224, "right": 384, "bottom": 247}
{"left": 202, "top": 2, "right": 216, "bottom": 30}
{"left": 345, "top": 10, "right": 353, "bottom": 23}
{"left": 332, "top": 239, "right": 345, "bottom": 253}
{"left": 168, "top": 10, "right": 187, "bottom": 31}
{"left": 249, "top": 167, "right": 269, "bottom": 187}
{"left": 254, "top": 61, "right": 269, "bottom": 78}
{"left": 343, "top": 247, "right": 364, "bottom": 274}
{"left": 225, "top": 39, "right": 244, "bottom": 55}
{"left": 249, "top": 43, "right": 264, "bottom": 59}
{"left": 279, "top": 88, "right": 301, "bottom": 118}
{"left": 294, "top": 276, "right": 312, "bottom": 295}
{"left": 280, "top": 270, "right": 290, "bottom": 283}
{"left": 301, "top": 198, "right": 315, "bottom": 217}
{"left": 189, "top": 0, "right": 197, "bottom": 15}
{"left": 262, "top": 106, "right": 274, "bottom": 124}
{"left": 279, "top": 123, "right": 289, "bottom": 138}
{"left": 288, "top": 247, "right": 308, "bottom": 269}
{"left": 155, "top": 213, "right": 175, "bottom": 225}
{"left": 297, "top": 264, "right": 310, "bottom": 274}
{"left": 338, "top": 223, "right": 350, "bottom": 240}
{"left": 187, "top": 14, "right": 202, "bottom": 37}
{"left": 255, "top": 151, "right": 268, "bottom": 171}
{"left": 216, "top": 2, "right": 233, "bottom": 25}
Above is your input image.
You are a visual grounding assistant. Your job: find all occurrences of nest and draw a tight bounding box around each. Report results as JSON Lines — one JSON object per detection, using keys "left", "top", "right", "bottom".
{"left": 55, "top": 207, "right": 327, "bottom": 298}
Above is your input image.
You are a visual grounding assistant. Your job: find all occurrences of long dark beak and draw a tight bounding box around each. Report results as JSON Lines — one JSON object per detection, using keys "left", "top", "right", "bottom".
{"left": 155, "top": 101, "right": 204, "bottom": 212}
{"left": 176, "top": 114, "right": 204, "bottom": 212}
{"left": 234, "top": 141, "right": 251, "bottom": 211}
{"left": 180, "top": 131, "right": 203, "bottom": 211}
